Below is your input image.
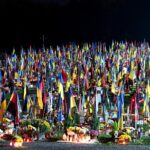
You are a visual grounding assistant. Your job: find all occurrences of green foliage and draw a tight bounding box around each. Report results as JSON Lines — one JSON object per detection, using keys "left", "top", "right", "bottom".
{"left": 132, "top": 136, "right": 150, "bottom": 145}
{"left": 98, "top": 134, "right": 112, "bottom": 143}
{"left": 99, "top": 123, "right": 105, "bottom": 130}
{"left": 53, "top": 130, "right": 64, "bottom": 139}
{"left": 132, "top": 139, "right": 143, "bottom": 145}
{"left": 64, "top": 112, "right": 81, "bottom": 129}
{"left": 99, "top": 134, "right": 112, "bottom": 139}
{"left": 18, "top": 89, "right": 23, "bottom": 95}
{"left": 20, "top": 120, "right": 31, "bottom": 126}
{"left": 5, "top": 93, "right": 11, "bottom": 101}
{"left": 72, "top": 113, "right": 80, "bottom": 126}
{"left": 112, "top": 121, "right": 118, "bottom": 132}
{"left": 106, "top": 142, "right": 113, "bottom": 145}
{"left": 91, "top": 116, "right": 99, "bottom": 130}
{"left": 20, "top": 119, "right": 50, "bottom": 133}
{"left": 40, "top": 120, "right": 51, "bottom": 133}
{"left": 140, "top": 136, "right": 150, "bottom": 145}
{"left": 143, "top": 124, "right": 150, "bottom": 132}
{"left": 64, "top": 115, "right": 74, "bottom": 129}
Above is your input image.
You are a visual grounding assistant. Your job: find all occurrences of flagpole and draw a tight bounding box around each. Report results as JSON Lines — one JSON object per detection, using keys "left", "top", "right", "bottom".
{"left": 77, "top": 61, "right": 80, "bottom": 113}
{"left": 42, "top": 34, "right": 45, "bottom": 50}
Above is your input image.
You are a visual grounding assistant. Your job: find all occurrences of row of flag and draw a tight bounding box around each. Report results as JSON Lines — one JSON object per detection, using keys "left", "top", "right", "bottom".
{"left": 0, "top": 41, "right": 149, "bottom": 128}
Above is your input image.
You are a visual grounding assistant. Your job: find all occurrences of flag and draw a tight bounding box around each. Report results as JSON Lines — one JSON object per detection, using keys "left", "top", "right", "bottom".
{"left": 57, "top": 73, "right": 64, "bottom": 112}
{"left": 12, "top": 48, "right": 15, "bottom": 55}
{"left": 17, "top": 93, "right": 22, "bottom": 123}
{"left": 0, "top": 70, "right": 2, "bottom": 83}
{"left": 14, "top": 72, "right": 18, "bottom": 80}
{"left": 43, "top": 91, "right": 47, "bottom": 105}
{"left": 7, "top": 92, "right": 17, "bottom": 116}
{"left": 78, "top": 96, "right": 82, "bottom": 113}
{"left": 49, "top": 92, "right": 53, "bottom": 112}
{"left": 57, "top": 111, "right": 64, "bottom": 123}
{"left": 97, "top": 79, "right": 101, "bottom": 86}
{"left": 22, "top": 78, "right": 28, "bottom": 112}
{"left": 58, "top": 73, "right": 64, "bottom": 100}
{"left": 120, "top": 83, "right": 125, "bottom": 114}
{"left": 68, "top": 87, "right": 76, "bottom": 117}
{"left": 110, "top": 102, "right": 114, "bottom": 111}
{"left": 118, "top": 82, "right": 125, "bottom": 129}
{"left": 142, "top": 94, "right": 149, "bottom": 115}
{"left": 7, "top": 91, "right": 20, "bottom": 124}
{"left": 72, "top": 71, "right": 77, "bottom": 82}
{"left": 117, "top": 70, "right": 124, "bottom": 82}
{"left": 134, "top": 94, "right": 139, "bottom": 128}
{"left": 111, "top": 82, "right": 116, "bottom": 94}
{"left": 142, "top": 82, "right": 150, "bottom": 116}
{"left": 104, "top": 104, "right": 108, "bottom": 122}
{"left": 65, "top": 79, "right": 71, "bottom": 92}
{"left": 23, "top": 79, "right": 27, "bottom": 100}
{"left": 82, "top": 91, "right": 86, "bottom": 112}
{"left": 129, "top": 70, "right": 136, "bottom": 80}
{"left": 37, "top": 79, "right": 43, "bottom": 109}
{"left": 27, "top": 96, "right": 33, "bottom": 113}
{"left": 83, "top": 75, "right": 89, "bottom": 90}
{"left": 116, "top": 94, "right": 123, "bottom": 130}
{"left": 62, "top": 69, "right": 67, "bottom": 82}
{"left": 1, "top": 92, "right": 6, "bottom": 115}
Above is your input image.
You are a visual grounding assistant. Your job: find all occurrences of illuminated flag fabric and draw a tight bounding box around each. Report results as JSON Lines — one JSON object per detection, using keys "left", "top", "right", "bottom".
{"left": 58, "top": 73, "right": 64, "bottom": 100}
{"left": 1, "top": 92, "right": 6, "bottom": 115}
{"left": 68, "top": 87, "right": 76, "bottom": 117}
{"left": 62, "top": 69, "right": 67, "bottom": 83}
{"left": 7, "top": 91, "right": 21, "bottom": 124}
{"left": 116, "top": 93, "right": 123, "bottom": 130}
{"left": 7, "top": 92, "right": 17, "bottom": 116}
{"left": 142, "top": 82, "right": 150, "bottom": 116}
{"left": 37, "top": 78, "right": 43, "bottom": 109}
{"left": 0, "top": 70, "right": 2, "bottom": 83}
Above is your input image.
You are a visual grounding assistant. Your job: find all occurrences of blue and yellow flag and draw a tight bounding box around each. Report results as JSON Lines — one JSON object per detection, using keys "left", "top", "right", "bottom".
{"left": 142, "top": 82, "right": 150, "bottom": 114}
{"left": 58, "top": 73, "right": 64, "bottom": 100}
{"left": 68, "top": 87, "right": 76, "bottom": 117}
{"left": 37, "top": 78, "right": 43, "bottom": 109}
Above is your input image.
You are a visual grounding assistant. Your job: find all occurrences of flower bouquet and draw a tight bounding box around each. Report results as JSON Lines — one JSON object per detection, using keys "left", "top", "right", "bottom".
{"left": 90, "top": 130, "right": 98, "bottom": 139}
{"left": 118, "top": 133, "right": 131, "bottom": 144}
{"left": 45, "top": 130, "right": 64, "bottom": 142}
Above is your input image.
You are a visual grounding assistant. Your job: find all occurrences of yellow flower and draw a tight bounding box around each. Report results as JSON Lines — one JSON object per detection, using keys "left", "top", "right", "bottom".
{"left": 119, "top": 134, "right": 131, "bottom": 141}
{"left": 14, "top": 136, "right": 23, "bottom": 143}
{"left": 43, "top": 120, "right": 50, "bottom": 129}
{"left": 3, "top": 118, "right": 11, "bottom": 123}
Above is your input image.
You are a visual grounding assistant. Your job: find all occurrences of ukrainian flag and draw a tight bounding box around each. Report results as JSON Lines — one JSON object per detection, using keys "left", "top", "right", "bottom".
{"left": 37, "top": 78, "right": 43, "bottom": 109}
{"left": 58, "top": 73, "right": 64, "bottom": 100}
{"left": 111, "top": 82, "right": 116, "bottom": 94}
{"left": 116, "top": 90, "right": 124, "bottom": 130}
{"left": 68, "top": 87, "right": 76, "bottom": 117}
{"left": 142, "top": 82, "right": 150, "bottom": 115}
{"left": 119, "top": 83, "right": 125, "bottom": 129}
{"left": 23, "top": 78, "right": 27, "bottom": 100}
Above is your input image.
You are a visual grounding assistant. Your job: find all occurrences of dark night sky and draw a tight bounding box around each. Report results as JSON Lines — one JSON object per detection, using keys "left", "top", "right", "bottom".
{"left": 0, "top": 0, "right": 150, "bottom": 49}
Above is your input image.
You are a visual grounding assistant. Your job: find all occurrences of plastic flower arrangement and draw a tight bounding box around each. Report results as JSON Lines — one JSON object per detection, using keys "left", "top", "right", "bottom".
{"left": 10, "top": 135, "right": 23, "bottom": 147}
{"left": 40, "top": 120, "right": 51, "bottom": 133}
{"left": 118, "top": 133, "right": 131, "bottom": 143}
{"left": 79, "top": 127, "right": 89, "bottom": 134}
{"left": 43, "top": 121, "right": 50, "bottom": 129}
{"left": 90, "top": 130, "right": 99, "bottom": 137}
{"left": 13, "top": 135, "right": 23, "bottom": 143}
{"left": 67, "top": 127, "right": 81, "bottom": 132}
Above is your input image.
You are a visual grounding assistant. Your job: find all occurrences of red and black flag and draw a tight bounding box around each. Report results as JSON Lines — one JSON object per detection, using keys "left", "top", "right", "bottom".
{"left": 7, "top": 91, "right": 20, "bottom": 125}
